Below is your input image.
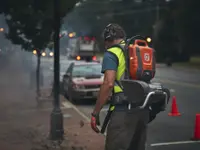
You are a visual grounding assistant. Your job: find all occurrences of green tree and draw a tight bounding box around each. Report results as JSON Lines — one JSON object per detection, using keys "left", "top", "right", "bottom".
{"left": 0, "top": 0, "right": 78, "bottom": 98}
{"left": 153, "top": 0, "right": 200, "bottom": 62}
{"left": 65, "top": 0, "right": 116, "bottom": 50}
{"left": 173, "top": 0, "right": 200, "bottom": 60}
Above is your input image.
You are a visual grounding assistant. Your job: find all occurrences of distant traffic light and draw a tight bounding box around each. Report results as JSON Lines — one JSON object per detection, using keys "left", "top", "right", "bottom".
{"left": 146, "top": 37, "right": 152, "bottom": 43}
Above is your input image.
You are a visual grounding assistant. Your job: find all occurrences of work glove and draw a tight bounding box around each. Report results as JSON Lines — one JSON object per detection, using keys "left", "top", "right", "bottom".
{"left": 90, "top": 112, "right": 100, "bottom": 133}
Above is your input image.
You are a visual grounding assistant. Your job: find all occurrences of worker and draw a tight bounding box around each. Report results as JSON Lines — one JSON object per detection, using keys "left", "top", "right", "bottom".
{"left": 91, "top": 23, "right": 149, "bottom": 150}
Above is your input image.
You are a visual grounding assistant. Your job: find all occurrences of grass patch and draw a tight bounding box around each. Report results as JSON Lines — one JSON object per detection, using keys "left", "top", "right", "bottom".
{"left": 173, "top": 56, "right": 200, "bottom": 69}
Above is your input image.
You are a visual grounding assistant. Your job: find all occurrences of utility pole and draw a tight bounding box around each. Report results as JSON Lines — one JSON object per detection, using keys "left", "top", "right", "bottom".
{"left": 156, "top": 0, "right": 160, "bottom": 22}
{"left": 50, "top": 0, "right": 64, "bottom": 140}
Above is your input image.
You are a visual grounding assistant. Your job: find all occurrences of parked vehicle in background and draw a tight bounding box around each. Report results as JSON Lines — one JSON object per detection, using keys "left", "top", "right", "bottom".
{"left": 60, "top": 60, "right": 87, "bottom": 81}
{"left": 67, "top": 36, "right": 99, "bottom": 62}
{"left": 62, "top": 61, "right": 103, "bottom": 103}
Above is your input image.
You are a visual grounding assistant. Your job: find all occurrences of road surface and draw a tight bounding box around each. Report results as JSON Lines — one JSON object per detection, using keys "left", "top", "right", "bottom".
{"left": 69, "top": 66, "right": 200, "bottom": 150}
{"left": 38, "top": 56, "right": 200, "bottom": 150}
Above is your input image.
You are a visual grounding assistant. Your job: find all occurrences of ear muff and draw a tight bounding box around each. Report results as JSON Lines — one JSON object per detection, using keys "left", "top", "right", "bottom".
{"left": 103, "top": 24, "right": 116, "bottom": 41}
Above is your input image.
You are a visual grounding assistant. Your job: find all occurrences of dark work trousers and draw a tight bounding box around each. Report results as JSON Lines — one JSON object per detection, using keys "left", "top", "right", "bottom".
{"left": 105, "top": 106, "right": 149, "bottom": 150}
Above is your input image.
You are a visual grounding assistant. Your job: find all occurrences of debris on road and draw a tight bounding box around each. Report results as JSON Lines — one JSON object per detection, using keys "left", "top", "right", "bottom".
{"left": 80, "top": 120, "right": 85, "bottom": 128}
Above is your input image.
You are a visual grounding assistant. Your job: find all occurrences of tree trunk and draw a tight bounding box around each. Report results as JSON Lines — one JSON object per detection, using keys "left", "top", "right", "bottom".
{"left": 36, "top": 53, "right": 41, "bottom": 97}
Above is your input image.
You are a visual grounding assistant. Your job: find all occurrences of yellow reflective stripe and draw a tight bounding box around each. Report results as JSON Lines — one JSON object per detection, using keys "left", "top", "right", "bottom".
{"left": 107, "top": 47, "right": 125, "bottom": 81}
{"left": 114, "top": 85, "right": 122, "bottom": 93}
{"left": 110, "top": 106, "right": 115, "bottom": 111}
{"left": 117, "top": 66, "right": 125, "bottom": 80}
{"left": 114, "top": 82, "right": 122, "bottom": 93}
{"left": 107, "top": 44, "right": 125, "bottom": 94}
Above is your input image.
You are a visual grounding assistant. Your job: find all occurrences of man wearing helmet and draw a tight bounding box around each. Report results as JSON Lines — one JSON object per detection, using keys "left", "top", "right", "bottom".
{"left": 91, "top": 23, "right": 149, "bottom": 150}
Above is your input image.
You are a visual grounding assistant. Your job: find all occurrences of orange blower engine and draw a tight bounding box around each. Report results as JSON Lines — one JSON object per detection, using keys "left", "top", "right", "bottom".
{"left": 124, "top": 35, "right": 156, "bottom": 82}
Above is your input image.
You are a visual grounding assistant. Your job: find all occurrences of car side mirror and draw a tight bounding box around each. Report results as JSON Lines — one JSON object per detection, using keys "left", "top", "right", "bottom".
{"left": 64, "top": 73, "right": 70, "bottom": 78}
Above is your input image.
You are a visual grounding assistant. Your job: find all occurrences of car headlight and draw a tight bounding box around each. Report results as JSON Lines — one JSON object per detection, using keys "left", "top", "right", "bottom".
{"left": 42, "top": 52, "right": 46, "bottom": 56}
{"left": 49, "top": 52, "right": 54, "bottom": 56}
{"left": 33, "top": 50, "right": 37, "bottom": 55}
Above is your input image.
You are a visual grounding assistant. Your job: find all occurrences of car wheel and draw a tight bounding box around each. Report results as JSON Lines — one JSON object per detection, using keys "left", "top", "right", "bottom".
{"left": 66, "top": 85, "right": 74, "bottom": 101}
{"left": 67, "top": 88, "right": 80, "bottom": 104}
{"left": 67, "top": 88, "right": 73, "bottom": 102}
{"left": 63, "top": 83, "right": 69, "bottom": 99}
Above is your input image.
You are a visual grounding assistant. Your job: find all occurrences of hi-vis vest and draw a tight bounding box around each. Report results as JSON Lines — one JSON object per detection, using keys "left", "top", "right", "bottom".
{"left": 107, "top": 41, "right": 126, "bottom": 94}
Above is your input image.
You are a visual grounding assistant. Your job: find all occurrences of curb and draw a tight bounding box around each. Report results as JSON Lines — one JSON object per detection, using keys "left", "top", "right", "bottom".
{"left": 62, "top": 100, "right": 90, "bottom": 122}
{"left": 62, "top": 98, "right": 106, "bottom": 136}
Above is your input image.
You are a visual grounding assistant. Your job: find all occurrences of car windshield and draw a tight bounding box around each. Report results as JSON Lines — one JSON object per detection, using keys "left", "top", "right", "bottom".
{"left": 72, "top": 64, "right": 102, "bottom": 77}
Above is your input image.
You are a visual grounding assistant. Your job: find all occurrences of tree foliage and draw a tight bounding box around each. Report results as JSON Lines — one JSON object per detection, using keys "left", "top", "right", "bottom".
{"left": 65, "top": 0, "right": 164, "bottom": 49}
{"left": 153, "top": 0, "right": 200, "bottom": 61}
{"left": 0, "top": 0, "right": 78, "bottom": 51}
{"left": 65, "top": 0, "right": 200, "bottom": 61}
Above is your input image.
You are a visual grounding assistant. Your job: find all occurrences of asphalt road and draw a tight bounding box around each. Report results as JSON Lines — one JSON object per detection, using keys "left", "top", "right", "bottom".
{"left": 39, "top": 57, "right": 200, "bottom": 150}
{"left": 72, "top": 66, "right": 200, "bottom": 150}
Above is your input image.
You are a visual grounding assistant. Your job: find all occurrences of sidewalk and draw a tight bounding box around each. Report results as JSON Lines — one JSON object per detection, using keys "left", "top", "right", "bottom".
{"left": 62, "top": 97, "right": 105, "bottom": 150}
{"left": 0, "top": 55, "right": 105, "bottom": 150}
{"left": 0, "top": 88, "right": 105, "bottom": 150}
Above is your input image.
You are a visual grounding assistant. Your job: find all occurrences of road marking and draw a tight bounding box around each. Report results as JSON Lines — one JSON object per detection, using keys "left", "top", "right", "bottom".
{"left": 62, "top": 100, "right": 90, "bottom": 122}
{"left": 63, "top": 114, "right": 72, "bottom": 118}
{"left": 101, "top": 108, "right": 109, "bottom": 112}
{"left": 170, "top": 89, "right": 175, "bottom": 93}
{"left": 62, "top": 101, "right": 72, "bottom": 109}
{"left": 155, "top": 78, "right": 200, "bottom": 89}
{"left": 150, "top": 140, "right": 200, "bottom": 147}
{"left": 62, "top": 100, "right": 107, "bottom": 136}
